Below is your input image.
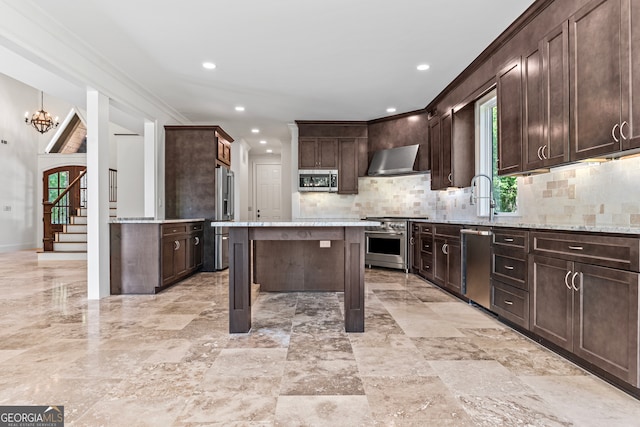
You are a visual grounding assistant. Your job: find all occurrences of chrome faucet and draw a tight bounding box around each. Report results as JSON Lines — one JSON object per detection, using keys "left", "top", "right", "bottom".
{"left": 470, "top": 174, "right": 495, "bottom": 221}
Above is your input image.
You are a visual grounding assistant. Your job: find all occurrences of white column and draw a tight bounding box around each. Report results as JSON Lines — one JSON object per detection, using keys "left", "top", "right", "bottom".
{"left": 288, "top": 123, "right": 300, "bottom": 219}
{"left": 86, "top": 88, "right": 110, "bottom": 299}
{"left": 143, "top": 119, "right": 157, "bottom": 218}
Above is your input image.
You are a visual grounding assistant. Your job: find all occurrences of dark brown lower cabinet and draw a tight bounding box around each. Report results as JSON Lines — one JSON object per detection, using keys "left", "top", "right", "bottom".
{"left": 530, "top": 254, "right": 639, "bottom": 386}
{"left": 111, "top": 221, "right": 204, "bottom": 294}
{"left": 433, "top": 235, "right": 461, "bottom": 294}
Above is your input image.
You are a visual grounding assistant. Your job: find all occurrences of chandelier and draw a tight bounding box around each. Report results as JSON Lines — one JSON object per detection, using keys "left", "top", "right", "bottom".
{"left": 25, "top": 92, "right": 59, "bottom": 134}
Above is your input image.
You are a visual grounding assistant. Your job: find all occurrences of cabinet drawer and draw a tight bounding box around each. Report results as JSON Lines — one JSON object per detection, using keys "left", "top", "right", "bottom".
{"left": 491, "top": 280, "right": 529, "bottom": 329}
{"left": 434, "top": 224, "right": 461, "bottom": 239}
{"left": 493, "top": 229, "right": 528, "bottom": 250}
{"left": 419, "top": 224, "right": 432, "bottom": 234}
{"left": 531, "top": 231, "right": 640, "bottom": 272}
{"left": 420, "top": 253, "right": 433, "bottom": 276}
{"left": 421, "top": 237, "right": 433, "bottom": 254}
{"left": 188, "top": 222, "right": 204, "bottom": 232}
{"left": 492, "top": 255, "right": 527, "bottom": 290}
{"left": 162, "top": 224, "right": 187, "bottom": 236}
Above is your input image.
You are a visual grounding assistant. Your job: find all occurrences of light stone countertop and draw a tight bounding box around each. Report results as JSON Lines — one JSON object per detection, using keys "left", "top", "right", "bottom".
{"left": 410, "top": 218, "right": 640, "bottom": 236}
{"left": 210, "top": 219, "right": 380, "bottom": 227}
{"left": 110, "top": 218, "right": 206, "bottom": 224}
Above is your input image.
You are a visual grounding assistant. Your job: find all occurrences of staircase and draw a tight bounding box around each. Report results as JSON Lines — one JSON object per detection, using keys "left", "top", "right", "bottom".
{"left": 37, "top": 202, "right": 117, "bottom": 261}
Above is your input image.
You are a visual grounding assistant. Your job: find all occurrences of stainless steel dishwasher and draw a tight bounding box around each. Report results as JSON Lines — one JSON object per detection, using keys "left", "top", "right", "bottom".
{"left": 461, "top": 227, "right": 492, "bottom": 309}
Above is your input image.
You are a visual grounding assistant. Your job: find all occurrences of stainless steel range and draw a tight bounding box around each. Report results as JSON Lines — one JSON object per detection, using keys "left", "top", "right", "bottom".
{"left": 364, "top": 217, "right": 426, "bottom": 272}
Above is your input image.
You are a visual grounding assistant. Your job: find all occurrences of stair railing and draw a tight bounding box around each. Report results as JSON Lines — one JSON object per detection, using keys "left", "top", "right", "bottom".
{"left": 43, "top": 168, "right": 87, "bottom": 251}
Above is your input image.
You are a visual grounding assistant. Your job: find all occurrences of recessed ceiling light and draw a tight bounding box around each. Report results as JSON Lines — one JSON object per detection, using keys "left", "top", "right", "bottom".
{"left": 417, "top": 64, "right": 430, "bottom": 71}
{"left": 251, "top": 128, "right": 260, "bottom": 133}
{"left": 266, "top": 149, "right": 273, "bottom": 153}
{"left": 235, "top": 106, "right": 245, "bottom": 112}
{"left": 202, "top": 62, "right": 216, "bottom": 70}
{"left": 386, "top": 107, "right": 396, "bottom": 113}
{"left": 259, "top": 140, "right": 267, "bottom": 144}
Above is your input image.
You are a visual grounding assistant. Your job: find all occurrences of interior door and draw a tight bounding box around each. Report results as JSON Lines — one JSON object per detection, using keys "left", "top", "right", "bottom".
{"left": 255, "top": 163, "right": 282, "bottom": 220}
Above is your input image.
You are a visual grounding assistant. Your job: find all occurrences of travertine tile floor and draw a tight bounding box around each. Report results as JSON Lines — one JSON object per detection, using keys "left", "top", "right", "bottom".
{"left": 1, "top": 250, "right": 640, "bottom": 426}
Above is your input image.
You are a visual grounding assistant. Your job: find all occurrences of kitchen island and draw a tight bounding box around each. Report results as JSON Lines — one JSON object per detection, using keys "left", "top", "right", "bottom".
{"left": 211, "top": 220, "right": 379, "bottom": 333}
{"left": 110, "top": 218, "right": 205, "bottom": 294}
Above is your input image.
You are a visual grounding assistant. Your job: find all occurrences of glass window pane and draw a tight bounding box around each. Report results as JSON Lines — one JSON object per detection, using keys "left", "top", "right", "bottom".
{"left": 49, "top": 174, "right": 58, "bottom": 188}
{"left": 60, "top": 172, "right": 69, "bottom": 188}
{"left": 48, "top": 189, "right": 59, "bottom": 202}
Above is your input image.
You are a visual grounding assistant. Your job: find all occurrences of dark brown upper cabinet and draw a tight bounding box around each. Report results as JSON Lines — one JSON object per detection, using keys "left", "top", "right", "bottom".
{"left": 523, "top": 47, "right": 545, "bottom": 171}
{"left": 298, "top": 137, "right": 338, "bottom": 169}
{"left": 337, "top": 138, "right": 358, "bottom": 194}
{"left": 164, "top": 125, "right": 233, "bottom": 220}
{"left": 497, "top": 57, "right": 524, "bottom": 175}
{"left": 622, "top": 0, "right": 640, "bottom": 151}
{"left": 429, "top": 106, "right": 474, "bottom": 190}
{"left": 569, "top": 0, "right": 628, "bottom": 159}
{"left": 540, "top": 21, "right": 570, "bottom": 166}
{"left": 429, "top": 112, "right": 452, "bottom": 190}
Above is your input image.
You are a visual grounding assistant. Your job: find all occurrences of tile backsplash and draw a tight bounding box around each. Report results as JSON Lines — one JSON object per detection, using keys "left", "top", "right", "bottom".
{"left": 298, "top": 155, "right": 640, "bottom": 229}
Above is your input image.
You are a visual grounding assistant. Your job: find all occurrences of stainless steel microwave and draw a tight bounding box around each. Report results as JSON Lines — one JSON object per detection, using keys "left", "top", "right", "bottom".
{"left": 298, "top": 170, "right": 338, "bottom": 192}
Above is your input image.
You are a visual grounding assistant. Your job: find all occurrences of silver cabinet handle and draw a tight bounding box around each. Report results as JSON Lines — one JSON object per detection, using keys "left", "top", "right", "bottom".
{"left": 504, "top": 300, "right": 514, "bottom": 305}
{"left": 621, "top": 121, "right": 629, "bottom": 140}
{"left": 612, "top": 123, "right": 620, "bottom": 142}
{"left": 542, "top": 144, "right": 548, "bottom": 159}
{"left": 537, "top": 145, "right": 543, "bottom": 160}
{"left": 568, "top": 246, "right": 583, "bottom": 251}
{"left": 448, "top": 173, "right": 453, "bottom": 184}
{"left": 571, "top": 272, "right": 581, "bottom": 291}
{"left": 564, "top": 271, "right": 572, "bottom": 290}
{"left": 174, "top": 240, "right": 180, "bottom": 251}
{"left": 410, "top": 237, "right": 415, "bottom": 245}
{"left": 442, "top": 243, "right": 449, "bottom": 255}
{"left": 194, "top": 236, "right": 200, "bottom": 246}
{"left": 504, "top": 265, "right": 515, "bottom": 270}
{"left": 503, "top": 238, "right": 514, "bottom": 242}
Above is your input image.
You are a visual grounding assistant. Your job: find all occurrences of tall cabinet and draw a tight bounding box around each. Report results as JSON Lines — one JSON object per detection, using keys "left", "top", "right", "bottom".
{"left": 164, "top": 125, "right": 234, "bottom": 271}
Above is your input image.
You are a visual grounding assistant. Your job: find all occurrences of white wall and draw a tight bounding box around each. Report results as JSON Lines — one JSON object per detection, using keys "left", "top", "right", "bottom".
{"left": 0, "top": 74, "right": 44, "bottom": 251}
{"left": 116, "top": 135, "right": 145, "bottom": 218}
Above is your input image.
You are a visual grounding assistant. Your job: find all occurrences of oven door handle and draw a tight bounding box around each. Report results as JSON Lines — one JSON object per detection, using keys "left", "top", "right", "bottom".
{"left": 366, "top": 231, "right": 405, "bottom": 236}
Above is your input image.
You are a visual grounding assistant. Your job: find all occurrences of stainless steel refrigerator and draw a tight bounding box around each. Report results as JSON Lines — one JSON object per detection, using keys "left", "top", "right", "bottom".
{"left": 214, "top": 166, "right": 234, "bottom": 270}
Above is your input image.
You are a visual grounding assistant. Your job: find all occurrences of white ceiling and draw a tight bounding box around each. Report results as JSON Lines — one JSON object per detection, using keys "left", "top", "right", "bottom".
{"left": 22, "top": 0, "right": 534, "bottom": 154}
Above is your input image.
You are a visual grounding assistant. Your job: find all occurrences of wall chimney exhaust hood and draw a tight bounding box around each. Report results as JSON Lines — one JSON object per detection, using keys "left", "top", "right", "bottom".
{"left": 367, "top": 144, "right": 419, "bottom": 176}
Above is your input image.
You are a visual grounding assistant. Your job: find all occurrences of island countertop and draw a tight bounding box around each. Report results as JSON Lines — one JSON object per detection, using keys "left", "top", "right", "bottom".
{"left": 111, "top": 217, "right": 205, "bottom": 224}
{"left": 210, "top": 219, "right": 380, "bottom": 227}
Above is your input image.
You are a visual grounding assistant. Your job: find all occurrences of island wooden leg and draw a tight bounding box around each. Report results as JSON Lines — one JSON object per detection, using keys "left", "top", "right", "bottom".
{"left": 344, "top": 227, "right": 365, "bottom": 332}
{"left": 229, "top": 227, "right": 251, "bottom": 333}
